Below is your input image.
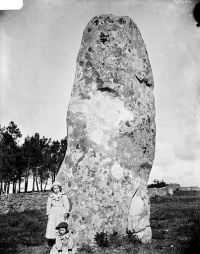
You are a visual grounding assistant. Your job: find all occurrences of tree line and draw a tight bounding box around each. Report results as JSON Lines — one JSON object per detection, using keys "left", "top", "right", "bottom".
{"left": 0, "top": 121, "right": 67, "bottom": 194}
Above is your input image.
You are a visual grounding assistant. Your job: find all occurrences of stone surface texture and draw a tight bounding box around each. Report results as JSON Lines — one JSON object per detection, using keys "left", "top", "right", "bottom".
{"left": 57, "top": 14, "right": 156, "bottom": 246}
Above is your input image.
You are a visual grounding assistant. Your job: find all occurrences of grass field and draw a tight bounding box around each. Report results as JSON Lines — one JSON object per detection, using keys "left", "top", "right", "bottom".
{"left": 0, "top": 190, "right": 199, "bottom": 254}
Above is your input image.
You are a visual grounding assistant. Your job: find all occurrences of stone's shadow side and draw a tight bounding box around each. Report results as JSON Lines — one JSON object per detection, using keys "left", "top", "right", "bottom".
{"left": 57, "top": 14, "right": 156, "bottom": 246}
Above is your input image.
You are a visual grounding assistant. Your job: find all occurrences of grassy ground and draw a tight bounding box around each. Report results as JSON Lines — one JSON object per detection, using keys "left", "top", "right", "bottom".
{"left": 0, "top": 190, "right": 199, "bottom": 254}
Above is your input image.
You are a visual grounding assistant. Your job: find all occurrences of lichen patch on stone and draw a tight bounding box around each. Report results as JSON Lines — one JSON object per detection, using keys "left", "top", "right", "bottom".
{"left": 111, "top": 162, "right": 124, "bottom": 180}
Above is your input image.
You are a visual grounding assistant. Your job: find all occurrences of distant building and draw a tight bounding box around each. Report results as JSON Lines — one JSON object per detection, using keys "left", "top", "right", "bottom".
{"left": 167, "top": 183, "right": 180, "bottom": 191}
{"left": 179, "top": 186, "right": 200, "bottom": 191}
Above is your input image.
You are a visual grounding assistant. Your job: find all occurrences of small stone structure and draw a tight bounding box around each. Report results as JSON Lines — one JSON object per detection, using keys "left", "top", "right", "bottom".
{"left": 57, "top": 14, "right": 156, "bottom": 245}
{"left": 0, "top": 192, "right": 49, "bottom": 214}
{"left": 148, "top": 187, "right": 173, "bottom": 198}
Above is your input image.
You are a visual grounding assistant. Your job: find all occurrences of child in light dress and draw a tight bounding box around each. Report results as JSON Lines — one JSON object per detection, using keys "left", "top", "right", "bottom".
{"left": 45, "top": 181, "right": 70, "bottom": 243}
{"left": 50, "top": 222, "right": 74, "bottom": 254}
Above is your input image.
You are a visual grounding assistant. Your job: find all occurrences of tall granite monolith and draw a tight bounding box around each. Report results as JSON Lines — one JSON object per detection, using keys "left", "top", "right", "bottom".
{"left": 57, "top": 14, "right": 156, "bottom": 246}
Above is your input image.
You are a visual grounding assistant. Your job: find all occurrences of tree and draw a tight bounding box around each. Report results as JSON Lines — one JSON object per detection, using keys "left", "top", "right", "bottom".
{"left": 0, "top": 121, "right": 68, "bottom": 194}
{"left": 6, "top": 121, "right": 22, "bottom": 140}
{"left": 58, "top": 137, "right": 68, "bottom": 167}
{"left": 148, "top": 179, "right": 168, "bottom": 189}
{"left": 36, "top": 135, "right": 51, "bottom": 191}
{"left": 48, "top": 137, "right": 67, "bottom": 183}
{"left": 22, "top": 133, "right": 51, "bottom": 192}
{"left": 0, "top": 122, "right": 22, "bottom": 194}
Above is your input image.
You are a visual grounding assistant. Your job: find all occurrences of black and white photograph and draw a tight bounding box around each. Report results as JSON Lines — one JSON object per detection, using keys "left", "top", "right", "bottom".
{"left": 0, "top": 0, "right": 199, "bottom": 253}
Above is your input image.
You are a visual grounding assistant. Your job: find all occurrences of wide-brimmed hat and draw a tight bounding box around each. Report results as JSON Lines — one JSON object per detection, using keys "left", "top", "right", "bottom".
{"left": 55, "top": 222, "right": 68, "bottom": 230}
{"left": 51, "top": 181, "right": 62, "bottom": 188}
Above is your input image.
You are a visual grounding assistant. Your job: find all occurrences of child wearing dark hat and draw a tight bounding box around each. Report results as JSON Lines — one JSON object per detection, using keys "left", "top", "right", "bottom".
{"left": 50, "top": 222, "right": 74, "bottom": 254}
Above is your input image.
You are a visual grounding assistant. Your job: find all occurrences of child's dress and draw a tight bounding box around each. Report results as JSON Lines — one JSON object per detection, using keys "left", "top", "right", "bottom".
{"left": 50, "top": 230, "right": 74, "bottom": 254}
{"left": 45, "top": 192, "right": 70, "bottom": 239}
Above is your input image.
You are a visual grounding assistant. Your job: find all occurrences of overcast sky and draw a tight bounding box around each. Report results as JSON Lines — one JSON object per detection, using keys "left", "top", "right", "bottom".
{"left": 0, "top": 0, "right": 199, "bottom": 187}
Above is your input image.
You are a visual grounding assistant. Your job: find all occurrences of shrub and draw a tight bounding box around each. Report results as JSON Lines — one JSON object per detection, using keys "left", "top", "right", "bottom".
{"left": 125, "top": 229, "right": 141, "bottom": 244}
{"left": 148, "top": 179, "right": 167, "bottom": 188}
{"left": 94, "top": 229, "right": 141, "bottom": 252}
{"left": 109, "top": 231, "right": 123, "bottom": 247}
{"left": 94, "top": 232, "right": 109, "bottom": 248}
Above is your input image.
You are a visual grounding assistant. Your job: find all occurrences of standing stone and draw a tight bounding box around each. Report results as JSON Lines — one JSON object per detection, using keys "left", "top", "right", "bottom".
{"left": 57, "top": 14, "right": 156, "bottom": 246}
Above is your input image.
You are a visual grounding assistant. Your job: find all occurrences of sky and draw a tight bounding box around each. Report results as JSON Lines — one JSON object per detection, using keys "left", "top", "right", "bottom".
{"left": 0, "top": 0, "right": 200, "bottom": 187}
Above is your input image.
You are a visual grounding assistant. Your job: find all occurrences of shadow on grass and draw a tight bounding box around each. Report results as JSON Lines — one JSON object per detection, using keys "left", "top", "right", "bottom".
{"left": 177, "top": 219, "right": 200, "bottom": 254}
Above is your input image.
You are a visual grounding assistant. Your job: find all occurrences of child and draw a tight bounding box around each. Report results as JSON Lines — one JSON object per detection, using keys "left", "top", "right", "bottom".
{"left": 50, "top": 222, "right": 74, "bottom": 254}
{"left": 45, "top": 181, "right": 70, "bottom": 242}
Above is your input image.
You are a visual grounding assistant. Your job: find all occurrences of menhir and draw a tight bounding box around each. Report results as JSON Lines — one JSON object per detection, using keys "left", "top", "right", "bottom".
{"left": 57, "top": 14, "right": 156, "bottom": 246}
